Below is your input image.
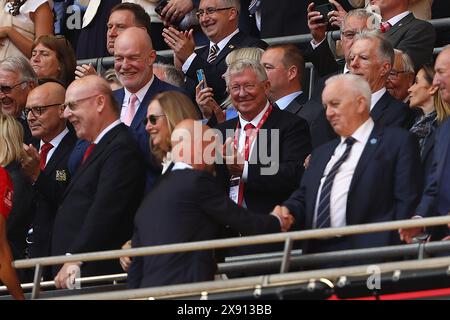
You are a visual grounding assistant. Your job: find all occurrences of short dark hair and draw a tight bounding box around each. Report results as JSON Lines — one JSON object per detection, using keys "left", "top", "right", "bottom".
{"left": 110, "top": 2, "right": 151, "bottom": 36}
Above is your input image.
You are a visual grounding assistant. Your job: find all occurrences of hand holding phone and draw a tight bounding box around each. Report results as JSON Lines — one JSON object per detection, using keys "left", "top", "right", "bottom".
{"left": 315, "top": 3, "right": 337, "bottom": 25}
{"left": 196, "top": 69, "right": 207, "bottom": 90}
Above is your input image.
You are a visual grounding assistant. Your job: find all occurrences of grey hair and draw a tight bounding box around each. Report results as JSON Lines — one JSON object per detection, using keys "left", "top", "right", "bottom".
{"left": 394, "top": 49, "right": 415, "bottom": 74}
{"left": 217, "top": 0, "right": 240, "bottom": 17}
{"left": 325, "top": 74, "right": 372, "bottom": 109}
{"left": 153, "top": 63, "right": 185, "bottom": 88}
{"left": 0, "top": 56, "right": 38, "bottom": 85}
{"left": 225, "top": 47, "right": 264, "bottom": 66}
{"left": 354, "top": 30, "right": 394, "bottom": 65}
{"left": 341, "top": 9, "right": 374, "bottom": 31}
{"left": 224, "top": 58, "right": 268, "bottom": 86}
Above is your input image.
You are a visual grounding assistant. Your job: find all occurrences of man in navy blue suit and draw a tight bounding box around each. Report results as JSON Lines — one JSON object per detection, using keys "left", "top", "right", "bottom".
{"left": 70, "top": 27, "right": 187, "bottom": 189}
{"left": 276, "top": 74, "right": 422, "bottom": 259}
{"left": 401, "top": 47, "right": 450, "bottom": 243}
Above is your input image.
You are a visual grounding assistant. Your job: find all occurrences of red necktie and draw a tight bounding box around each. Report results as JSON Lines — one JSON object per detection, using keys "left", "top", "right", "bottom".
{"left": 380, "top": 21, "right": 391, "bottom": 33}
{"left": 243, "top": 123, "right": 255, "bottom": 161}
{"left": 82, "top": 143, "right": 95, "bottom": 164}
{"left": 40, "top": 143, "right": 53, "bottom": 171}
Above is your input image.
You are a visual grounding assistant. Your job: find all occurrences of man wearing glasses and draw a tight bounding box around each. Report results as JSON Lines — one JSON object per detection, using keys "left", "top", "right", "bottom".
{"left": 162, "top": 0, "right": 267, "bottom": 104}
{"left": 0, "top": 56, "right": 39, "bottom": 147}
{"left": 21, "top": 81, "right": 77, "bottom": 280}
{"left": 52, "top": 75, "right": 145, "bottom": 287}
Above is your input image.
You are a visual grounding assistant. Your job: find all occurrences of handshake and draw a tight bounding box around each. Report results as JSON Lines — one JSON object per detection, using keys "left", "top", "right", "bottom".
{"left": 271, "top": 205, "right": 295, "bottom": 232}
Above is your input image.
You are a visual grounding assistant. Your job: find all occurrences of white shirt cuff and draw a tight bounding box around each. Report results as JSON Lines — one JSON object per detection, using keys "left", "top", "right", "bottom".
{"left": 182, "top": 52, "right": 197, "bottom": 74}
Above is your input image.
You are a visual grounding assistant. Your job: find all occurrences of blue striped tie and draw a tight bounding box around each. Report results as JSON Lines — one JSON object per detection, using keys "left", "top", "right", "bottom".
{"left": 315, "top": 137, "right": 356, "bottom": 229}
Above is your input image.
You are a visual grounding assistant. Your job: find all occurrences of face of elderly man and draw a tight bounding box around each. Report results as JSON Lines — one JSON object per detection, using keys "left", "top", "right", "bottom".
{"left": 198, "top": 0, "right": 237, "bottom": 44}
{"left": 228, "top": 67, "right": 270, "bottom": 121}
{"left": 433, "top": 48, "right": 450, "bottom": 104}
{"left": 341, "top": 15, "right": 369, "bottom": 61}
{"left": 0, "top": 69, "right": 31, "bottom": 117}
{"left": 26, "top": 84, "right": 65, "bottom": 142}
{"left": 323, "top": 79, "right": 369, "bottom": 137}
{"left": 386, "top": 53, "right": 414, "bottom": 101}
{"left": 349, "top": 38, "right": 390, "bottom": 92}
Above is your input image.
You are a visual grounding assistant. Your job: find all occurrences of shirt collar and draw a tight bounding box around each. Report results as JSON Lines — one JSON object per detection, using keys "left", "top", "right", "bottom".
{"left": 40, "top": 127, "right": 69, "bottom": 150}
{"left": 386, "top": 11, "right": 410, "bottom": 26}
{"left": 211, "top": 29, "right": 239, "bottom": 52}
{"left": 275, "top": 91, "right": 302, "bottom": 110}
{"left": 172, "top": 161, "right": 193, "bottom": 171}
{"left": 341, "top": 117, "right": 374, "bottom": 145}
{"left": 370, "top": 87, "right": 387, "bottom": 111}
{"left": 124, "top": 75, "right": 155, "bottom": 105}
{"left": 94, "top": 119, "right": 122, "bottom": 144}
{"left": 238, "top": 100, "right": 270, "bottom": 128}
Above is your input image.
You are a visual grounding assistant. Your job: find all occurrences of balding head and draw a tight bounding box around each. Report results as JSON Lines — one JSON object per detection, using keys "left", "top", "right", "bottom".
{"left": 64, "top": 75, "right": 119, "bottom": 142}
{"left": 171, "top": 119, "right": 217, "bottom": 172}
{"left": 26, "top": 81, "right": 67, "bottom": 142}
{"left": 114, "top": 27, "right": 156, "bottom": 93}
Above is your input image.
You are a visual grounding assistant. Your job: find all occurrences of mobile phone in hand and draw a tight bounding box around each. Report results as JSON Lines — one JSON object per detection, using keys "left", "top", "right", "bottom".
{"left": 315, "top": 3, "right": 337, "bottom": 25}
{"left": 196, "top": 69, "right": 207, "bottom": 90}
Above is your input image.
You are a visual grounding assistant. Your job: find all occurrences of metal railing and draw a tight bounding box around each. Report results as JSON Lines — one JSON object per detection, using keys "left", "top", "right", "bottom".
{"left": 10, "top": 215, "right": 450, "bottom": 299}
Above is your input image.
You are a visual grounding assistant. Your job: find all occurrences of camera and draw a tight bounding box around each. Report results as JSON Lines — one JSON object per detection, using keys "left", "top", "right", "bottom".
{"left": 315, "top": 3, "right": 337, "bottom": 25}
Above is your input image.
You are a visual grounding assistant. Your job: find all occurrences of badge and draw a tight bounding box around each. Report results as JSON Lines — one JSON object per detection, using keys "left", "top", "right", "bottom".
{"left": 229, "top": 176, "right": 241, "bottom": 204}
{"left": 55, "top": 170, "right": 67, "bottom": 182}
{"left": 370, "top": 138, "right": 377, "bottom": 145}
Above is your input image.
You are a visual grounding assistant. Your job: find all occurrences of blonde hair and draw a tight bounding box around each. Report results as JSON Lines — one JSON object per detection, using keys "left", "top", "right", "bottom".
{"left": 0, "top": 115, "right": 26, "bottom": 167}
{"left": 150, "top": 91, "right": 200, "bottom": 162}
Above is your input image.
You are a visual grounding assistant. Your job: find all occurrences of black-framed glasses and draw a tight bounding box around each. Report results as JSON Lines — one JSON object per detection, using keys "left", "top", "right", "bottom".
{"left": 25, "top": 104, "right": 62, "bottom": 117}
{"left": 0, "top": 81, "right": 27, "bottom": 94}
{"left": 196, "top": 7, "right": 233, "bottom": 19}
{"left": 61, "top": 94, "right": 99, "bottom": 111}
{"left": 142, "top": 114, "right": 166, "bottom": 126}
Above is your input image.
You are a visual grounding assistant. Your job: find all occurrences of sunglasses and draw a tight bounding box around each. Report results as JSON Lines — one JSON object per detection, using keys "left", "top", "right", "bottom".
{"left": 25, "top": 104, "right": 62, "bottom": 117}
{"left": 0, "top": 81, "right": 27, "bottom": 94}
{"left": 142, "top": 114, "right": 166, "bottom": 126}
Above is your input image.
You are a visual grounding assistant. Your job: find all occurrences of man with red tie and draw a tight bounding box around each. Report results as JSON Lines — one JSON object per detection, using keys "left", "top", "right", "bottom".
{"left": 214, "top": 59, "right": 311, "bottom": 257}
{"left": 52, "top": 75, "right": 145, "bottom": 288}
{"left": 22, "top": 81, "right": 77, "bottom": 277}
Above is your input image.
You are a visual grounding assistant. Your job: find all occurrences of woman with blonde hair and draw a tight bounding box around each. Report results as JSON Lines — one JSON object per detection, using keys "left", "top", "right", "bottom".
{"left": 0, "top": 115, "right": 34, "bottom": 264}
{"left": 196, "top": 47, "right": 265, "bottom": 123}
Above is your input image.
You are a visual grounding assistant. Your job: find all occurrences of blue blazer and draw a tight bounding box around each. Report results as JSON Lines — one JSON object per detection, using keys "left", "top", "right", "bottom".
{"left": 68, "top": 77, "right": 187, "bottom": 189}
{"left": 283, "top": 125, "right": 423, "bottom": 253}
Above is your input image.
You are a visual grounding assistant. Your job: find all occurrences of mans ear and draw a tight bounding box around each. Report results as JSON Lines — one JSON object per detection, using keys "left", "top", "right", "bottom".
{"left": 287, "top": 65, "right": 298, "bottom": 81}
{"left": 96, "top": 95, "right": 106, "bottom": 112}
{"left": 380, "top": 61, "right": 391, "bottom": 78}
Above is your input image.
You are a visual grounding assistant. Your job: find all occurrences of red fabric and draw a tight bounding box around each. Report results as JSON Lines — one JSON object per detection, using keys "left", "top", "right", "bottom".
{"left": 380, "top": 21, "right": 392, "bottom": 33}
{"left": 82, "top": 143, "right": 96, "bottom": 164}
{"left": 0, "top": 167, "right": 14, "bottom": 220}
{"left": 40, "top": 143, "right": 53, "bottom": 171}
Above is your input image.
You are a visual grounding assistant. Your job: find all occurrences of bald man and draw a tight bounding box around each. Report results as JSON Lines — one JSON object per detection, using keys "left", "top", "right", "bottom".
{"left": 70, "top": 27, "right": 188, "bottom": 190}
{"left": 52, "top": 75, "right": 145, "bottom": 288}
{"left": 22, "top": 81, "right": 77, "bottom": 272}
{"left": 128, "top": 119, "right": 292, "bottom": 288}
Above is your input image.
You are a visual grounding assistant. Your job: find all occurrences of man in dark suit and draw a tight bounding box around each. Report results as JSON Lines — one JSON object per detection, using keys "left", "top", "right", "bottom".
{"left": 128, "top": 119, "right": 294, "bottom": 288}
{"left": 261, "top": 44, "right": 336, "bottom": 149}
{"left": 400, "top": 47, "right": 450, "bottom": 243}
{"left": 349, "top": 31, "right": 414, "bottom": 129}
{"left": 70, "top": 27, "right": 186, "bottom": 188}
{"left": 52, "top": 75, "right": 145, "bottom": 288}
{"left": 277, "top": 74, "right": 422, "bottom": 259}
{"left": 215, "top": 59, "right": 311, "bottom": 255}
{"left": 22, "top": 82, "right": 76, "bottom": 272}
{"left": 162, "top": 0, "right": 267, "bottom": 103}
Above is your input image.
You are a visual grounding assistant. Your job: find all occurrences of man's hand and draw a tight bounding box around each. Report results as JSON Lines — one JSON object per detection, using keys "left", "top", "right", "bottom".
{"left": 328, "top": 0, "right": 347, "bottom": 29}
{"left": 160, "top": 0, "right": 194, "bottom": 26}
{"left": 21, "top": 144, "right": 40, "bottom": 182}
{"left": 54, "top": 262, "right": 82, "bottom": 289}
{"left": 119, "top": 240, "right": 132, "bottom": 272}
{"left": 195, "top": 81, "right": 225, "bottom": 122}
{"left": 162, "top": 27, "right": 195, "bottom": 63}
{"left": 75, "top": 64, "right": 97, "bottom": 80}
{"left": 399, "top": 227, "right": 425, "bottom": 243}
{"left": 307, "top": 2, "right": 327, "bottom": 44}
{"left": 272, "top": 205, "right": 295, "bottom": 232}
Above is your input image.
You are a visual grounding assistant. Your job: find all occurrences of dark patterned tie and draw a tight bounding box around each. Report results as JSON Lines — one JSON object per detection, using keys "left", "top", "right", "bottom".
{"left": 316, "top": 137, "right": 356, "bottom": 229}
{"left": 207, "top": 44, "right": 219, "bottom": 63}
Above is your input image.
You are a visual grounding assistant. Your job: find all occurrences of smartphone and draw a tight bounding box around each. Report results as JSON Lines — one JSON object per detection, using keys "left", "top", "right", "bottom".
{"left": 315, "top": 3, "right": 337, "bottom": 25}
{"left": 155, "top": 0, "right": 169, "bottom": 16}
{"left": 196, "top": 69, "right": 207, "bottom": 90}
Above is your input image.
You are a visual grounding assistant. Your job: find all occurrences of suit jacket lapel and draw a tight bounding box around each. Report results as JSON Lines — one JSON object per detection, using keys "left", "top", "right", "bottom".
{"left": 285, "top": 93, "right": 307, "bottom": 114}
{"left": 370, "top": 91, "right": 389, "bottom": 122}
{"left": 44, "top": 130, "right": 75, "bottom": 174}
{"left": 385, "top": 13, "right": 414, "bottom": 41}
{"left": 348, "top": 127, "right": 380, "bottom": 193}
{"left": 214, "top": 32, "right": 243, "bottom": 64}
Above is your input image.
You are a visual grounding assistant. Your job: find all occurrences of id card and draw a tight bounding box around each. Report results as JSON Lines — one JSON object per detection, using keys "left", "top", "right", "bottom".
{"left": 229, "top": 176, "right": 241, "bottom": 204}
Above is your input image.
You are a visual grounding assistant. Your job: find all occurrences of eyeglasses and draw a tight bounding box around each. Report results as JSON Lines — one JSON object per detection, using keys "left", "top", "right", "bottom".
{"left": 142, "top": 114, "right": 166, "bottom": 126}
{"left": 196, "top": 7, "right": 233, "bottom": 19}
{"left": 228, "top": 83, "right": 258, "bottom": 94}
{"left": 389, "top": 70, "right": 411, "bottom": 78}
{"left": 61, "top": 94, "right": 99, "bottom": 111}
{"left": 0, "top": 81, "right": 27, "bottom": 94}
{"left": 25, "top": 104, "right": 62, "bottom": 117}
{"left": 341, "top": 31, "right": 358, "bottom": 40}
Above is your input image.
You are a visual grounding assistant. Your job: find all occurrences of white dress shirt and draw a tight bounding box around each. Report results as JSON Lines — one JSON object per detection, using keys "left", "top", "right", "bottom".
{"left": 275, "top": 91, "right": 302, "bottom": 111}
{"left": 386, "top": 11, "right": 410, "bottom": 27}
{"left": 120, "top": 76, "right": 154, "bottom": 123}
{"left": 314, "top": 118, "right": 374, "bottom": 228}
{"left": 40, "top": 127, "right": 69, "bottom": 166}
{"left": 94, "top": 119, "right": 122, "bottom": 144}
{"left": 370, "top": 87, "right": 386, "bottom": 111}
